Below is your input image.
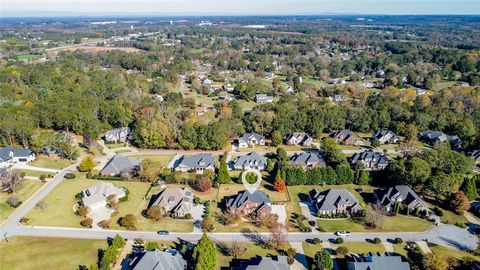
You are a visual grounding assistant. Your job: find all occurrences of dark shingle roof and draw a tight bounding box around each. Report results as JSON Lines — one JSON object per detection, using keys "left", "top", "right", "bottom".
{"left": 239, "top": 132, "right": 265, "bottom": 142}
{"left": 350, "top": 150, "right": 389, "bottom": 167}
{"left": 100, "top": 155, "right": 139, "bottom": 175}
{"left": 177, "top": 154, "right": 215, "bottom": 170}
{"left": 226, "top": 190, "right": 271, "bottom": 212}
{"left": 0, "top": 146, "right": 33, "bottom": 162}
{"left": 232, "top": 255, "right": 289, "bottom": 270}
{"left": 234, "top": 152, "right": 267, "bottom": 169}
{"left": 348, "top": 255, "right": 410, "bottom": 270}
{"left": 310, "top": 189, "right": 361, "bottom": 212}
{"left": 130, "top": 250, "right": 187, "bottom": 270}
{"left": 289, "top": 152, "right": 326, "bottom": 167}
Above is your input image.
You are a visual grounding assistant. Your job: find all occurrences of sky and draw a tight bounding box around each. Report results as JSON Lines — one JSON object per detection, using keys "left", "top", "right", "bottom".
{"left": 2, "top": 0, "right": 480, "bottom": 15}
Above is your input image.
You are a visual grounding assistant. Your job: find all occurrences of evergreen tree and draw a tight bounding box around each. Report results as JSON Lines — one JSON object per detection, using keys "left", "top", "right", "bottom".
{"left": 192, "top": 234, "right": 217, "bottom": 270}
{"left": 314, "top": 250, "right": 334, "bottom": 270}
{"left": 461, "top": 177, "right": 478, "bottom": 201}
{"left": 217, "top": 154, "right": 232, "bottom": 184}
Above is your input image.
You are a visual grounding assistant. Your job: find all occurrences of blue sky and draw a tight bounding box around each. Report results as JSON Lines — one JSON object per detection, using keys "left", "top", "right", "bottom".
{"left": 2, "top": 0, "right": 480, "bottom": 15}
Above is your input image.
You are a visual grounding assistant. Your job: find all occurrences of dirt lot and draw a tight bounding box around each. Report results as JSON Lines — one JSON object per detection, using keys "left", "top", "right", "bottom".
{"left": 46, "top": 45, "right": 142, "bottom": 57}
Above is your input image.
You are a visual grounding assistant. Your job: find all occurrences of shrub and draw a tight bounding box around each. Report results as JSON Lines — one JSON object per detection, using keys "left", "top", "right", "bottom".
{"left": 394, "top": 238, "right": 403, "bottom": 244}
{"left": 64, "top": 173, "right": 76, "bottom": 179}
{"left": 336, "top": 237, "right": 344, "bottom": 244}
{"left": 119, "top": 214, "right": 137, "bottom": 229}
{"left": 373, "top": 238, "right": 381, "bottom": 244}
{"left": 78, "top": 205, "right": 89, "bottom": 217}
{"left": 312, "top": 238, "right": 322, "bottom": 245}
{"left": 317, "top": 226, "right": 326, "bottom": 232}
{"left": 193, "top": 177, "right": 212, "bottom": 192}
{"left": 185, "top": 213, "right": 193, "bottom": 219}
{"left": 119, "top": 195, "right": 129, "bottom": 202}
{"left": 98, "top": 219, "right": 110, "bottom": 229}
{"left": 194, "top": 196, "right": 201, "bottom": 204}
{"left": 81, "top": 218, "right": 93, "bottom": 228}
{"left": 433, "top": 206, "right": 444, "bottom": 216}
{"left": 7, "top": 196, "right": 22, "bottom": 208}
{"left": 455, "top": 222, "right": 467, "bottom": 228}
{"left": 336, "top": 246, "right": 349, "bottom": 256}
{"left": 39, "top": 174, "right": 47, "bottom": 181}
{"left": 145, "top": 241, "right": 160, "bottom": 251}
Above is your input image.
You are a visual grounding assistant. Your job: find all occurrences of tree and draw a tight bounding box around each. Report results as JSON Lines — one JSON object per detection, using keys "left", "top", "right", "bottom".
{"left": 427, "top": 172, "right": 457, "bottom": 197}
{"left": 229, "top": 241, "right": 246, "bottom": 258}
{"left": 276, "top": 147, "right": 288, "bottom": 163}
{"left": 0, "top": 171, "right": 24, "bottom": 193}
{"left": 145, "top": 241, "right": 160, "bottom": 251}
{"left": 112, "top": 234, "right": 126, "bottom": 249}
{"left": 461, "top": 177, "right": 478, "bottom": 201}
{"left": 193, "top": 177, "right": 212, "bottom": 192}
{"left": 119, "top": 214, "right": 137, "bottom": 229}
{"left": 7, "top": 196, "right": 21, "bottom": 208}
{"left": 216, "top": 154, "right": 231, "bottom": 184}
{"left": 81, "top": 218, "right": 93, "bottom": 228}
{"left": 371, "top": 138, "right": 380, "bottom": 148}
{"left": 146, "top": 205, "right": 164, "bottom": 221}
{"left": 448, "top": 191, "right": 471, "bottom": 214}
{"left": 271, "top": 130, "right": 283, "bottom": 146}
{"left": 201, "top": 216, "right": 215, "bottom": 232}
{"left": 336, "top": 246, "right": 349, "bottom": 256}
{"left": 268, "top": 223, "right": 287, "bottom": 250}
{"left": 139, "top": 159, "right": 163, "bottom": 183}
{"left": 78, "top": 206, "right": 89, "bottom": 217}
{"left": 192, "top": 234, "right": 217, "bottom": 270}
{"left": 35, "top": 200, "right": 48, "bottom": 211}
{"left": 314, "top": 250, "right": 333, "bottom": 270}
{"left": 79, "top": 156, "right": 96, "bottom": 172}
{"left": 274, "top": 177, "right": 286, "bottom": 192}
{"left": 423, "top": 253, "right": 449, "bottom": 270}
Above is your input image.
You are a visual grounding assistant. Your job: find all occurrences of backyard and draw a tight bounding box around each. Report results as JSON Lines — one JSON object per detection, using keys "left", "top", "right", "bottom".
{"left": 0, "top": 180, "right": 44, "bottom": 221}
{"left": 128, "top": 154, "right": 174, "bottom": 167}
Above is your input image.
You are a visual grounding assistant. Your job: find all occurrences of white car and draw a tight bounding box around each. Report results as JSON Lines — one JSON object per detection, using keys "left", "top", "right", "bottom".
{"left": 335, "top": 231, "right": 351, "bottom": 237}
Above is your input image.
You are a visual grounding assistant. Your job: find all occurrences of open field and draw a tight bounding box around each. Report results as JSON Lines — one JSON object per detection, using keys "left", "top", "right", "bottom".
{"left": 30, "top": 155, "right": 73, "bottom": 170}
{"left": 0, "top": 180, "right": 44, "bottom": 221}
{"left": 0, "top": 236, "right": 107, "bottom": 270}
{"left": 46, "top": 45, "right": 142, "bottom": 57}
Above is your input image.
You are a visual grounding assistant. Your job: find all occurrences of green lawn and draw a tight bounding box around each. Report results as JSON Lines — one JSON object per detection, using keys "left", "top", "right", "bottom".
{"left": 106, "top": 143, "right": 127, "bottom": 149}
{"left": 392, "top": 242, "right": 409, "bottom": 257}
{"left": 429, "top": 245, "right": 480, "bottom": 261}
{"left": 17, "top": 54, "right": 44, "bottom": 60}
{"left": 129, "top": 154, "right": 174, "bottom": 167}
{"left": 316, "top": 215, "right": 432, "bottom": 232}
{"left": 303, "top": 241, "right": 385, "bottom": 259}
{"left": 217, "top": 183, "right": 288, "bottom": 203}
{"left": 30, "top": 155, "right": 72, "bottom": 170}
{"left": 0, "top": 237, "right": 107, "bottom": 270}
{"left": 438, "top": 208, "right": 469, "bottom": 225}
{"left": 14, "top": 169, "right": 54, "bottom": 178}
{"left": 216, "top": 242, "right": 289, "bottom": 270}
{"left": 0, "top": 180, "right": 44, "bottom": 221}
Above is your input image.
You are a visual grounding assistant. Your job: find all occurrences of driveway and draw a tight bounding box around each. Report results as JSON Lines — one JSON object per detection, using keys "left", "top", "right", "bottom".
{"left": 271, "top": 205, "right": 287, "bottom": 225}
{"left": 299, "top": 202, "right": 316, "bottom": 221}
{"left": 189, "top": 204, "right": 205, "bottom": 233}
{"left": 88, "top": 207, "right": 114, "bottom": 228}
{"left": 12, "top": 163, "right": 60, "bottom": 174}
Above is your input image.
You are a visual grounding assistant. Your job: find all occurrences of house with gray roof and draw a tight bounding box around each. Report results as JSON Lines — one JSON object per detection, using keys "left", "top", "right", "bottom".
{"left": 233, "top": 152, "right": 267, "bottom": 171}
{"left": 232, "top": 255, "right": 289, "bottom": 270}
{"left": 347, "top": 255, "right": 410, "bottom": 270}
{"left": 285, "top": 132, "right": 313, "bottom": 147}
{"left": 80, "top": 182, "right": 126, "bottom": 211}
{"left": 226, "top": 190, "right": 272, "bottom": 217}
{"left": 288, "top": 152, "right": 326, "bottom": 170}
{"left": 350, "top": 150, "right": 389, "bottom": 170}
{"left": 309, "top": 189, "right": 362, "bottom": 215}
{"left": 128, "top": 249, "right": 187, "bottom": 270}
{"left": 372, "top": 130, "right": 399, "bottom": 144}
{"left": 419, "top": 130, "right": 462, "bottom": 149}
{"left": 470, "top": 150, "right": 480, "bottom": 163}
{"left": 104, "top": 127, "right": 130, "bottom": 143}
{"left": 175, "top": 154, "right": 215, "bottom": 174}
{"left": 374, "top": 185, "right": 426, "bottom": 213}
{"left": 100, "top": 155, "right": 140, "bottom": 176}
{"left": 255, "top": 94, "right": 274, "bottom": 103}
{"left": 150, "top": 187, "right": 193, "bottom": 217}
{"left": 331, "top": 129, "right": 356, "bottom": 146}
{"left": 237, "top": 132, "right": 265, "bottom": 148}
{"left": 0, "top": 145, "right": 35, "bottom": 168}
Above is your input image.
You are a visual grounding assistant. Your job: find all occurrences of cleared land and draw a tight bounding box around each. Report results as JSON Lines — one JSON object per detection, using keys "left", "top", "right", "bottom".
{"left": 128, "top": 154, "right": 175, "bottom": 167}
{"left": 46, "top": 45, "right": 142, "bottom": 57}
{"left": 30, "top": 155, "right": 73, "bottom": 170}
{"left": 0, "top": 180, "right": 44, "bottom": 221}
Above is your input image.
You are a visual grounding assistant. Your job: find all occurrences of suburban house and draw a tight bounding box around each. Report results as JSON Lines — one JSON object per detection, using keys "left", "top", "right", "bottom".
{"left": 150, "top": 187, "right": 193, "bottom": 217}
{"left": 255, "top": 94, "right": 274, "bottom": 103}
{"left": 225, "top": 190, "right": 272, "bottom": 217}
{"left": 233, "top": 152, "right": 267, "bottom": 171}
{"left": 349, "top": 150, "right": 389, "bottom": 170}
{"left": 347, "top": 255, "right": 410, "bottom": 270}
{"left": 285, "top": 132, "right": 313, "bottom": 147}
{"left": 288, "top": 152, "right": 326, "bottom": 170}
{"left": 128, "top": 250, "right": 187, "bottom": 270}
{"left": 232, "top": 255, "right": 289, "bottom": 270}
{"left": 80, "top": 182, "right": 126, "bottom": 211}
{"left": 372, "top": 130, "right": 400, "bottom": 144}
{"left": 309, "top": 189, "right": 362, "bottom": 215}
{"left": 374, "top": 185, "right": 426, "bottom": 213}
{"left": 104, "top": 127, "right": 130, "bottom": 143}
{"left": 331, "top": 129, "right": 356, "bottom": 146}
{"left": 237, "top": 132, "right": 265, "bottom": 148}
{"left": 175, "top": 153, "right": 215, "bottom": 174}
{"left": 0, "top": 145, "right": 36, "bottom": 168}
{"left": 100, "top": 155, "right": 140, "bottom": 176}
{"left": 470, "top": 150, "right": 480, "bottom": 163}
{"left": 419, "top": 130, "right": 462, "bottom": 149}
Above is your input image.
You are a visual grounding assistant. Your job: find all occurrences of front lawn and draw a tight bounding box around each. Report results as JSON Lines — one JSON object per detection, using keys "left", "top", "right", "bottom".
{"left": 210, "top": 202, "right": 268, "bottom": 233}
{"left": 0, "top": 180, "right": 44, "bottom": 221}
{"left": 14, "top": 169, "right": 54, "bottom": 178}
{"left": 303, "top": 241, "right": 385, "bottom": 260}
{"left": 129, "top": 154, "right": 174, "bottom": 167}
{"left": 316, "top": 215, "right": 432, "bottom": 232}
{"left": 30, "top": 155, "right": 73, "bottom": 170}
{"left": 0, "top": 236, "right": 107, "bottom": 270}
{"left": 429, "top": 244, "right": 480, "bottom": 261}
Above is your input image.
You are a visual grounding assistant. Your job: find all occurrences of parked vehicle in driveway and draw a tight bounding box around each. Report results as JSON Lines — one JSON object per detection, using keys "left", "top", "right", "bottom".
{"left": 157, "top": 230, "right": 169, "bottom": 235}
{"left": 335, "top": 231, "right": 351, "bottom": 236}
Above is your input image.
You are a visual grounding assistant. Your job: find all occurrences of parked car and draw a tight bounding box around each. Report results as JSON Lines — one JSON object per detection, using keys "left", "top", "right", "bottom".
{"left": 308, "top": 220, "right": 316, "bottom": 226}
{"left": 157, "top": 230, "right": 169, "bottom": 235}
{"left": 335, "top": 231, "right": 351, "bottom": 236}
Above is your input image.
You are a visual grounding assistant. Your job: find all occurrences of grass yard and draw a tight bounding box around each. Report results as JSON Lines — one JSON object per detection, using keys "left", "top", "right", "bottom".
{"left": 0, "top": 180, "right": 44, "bottom": 221}
{"left": 129, "top": 154, "right": 174, "bottom": 167}
{"left": 217, "top": 183, "right": 288, "bottom": 203}
{"left": 14, "top": 169, "right": 54, "bottom": 178}
{"left": 303, "top": 241, "right": 385, "bottom": 260}
{"left": 316, "top": 214, "right": 432, "bottom": 232}
{"left": 429, "top": 245, "right": 480, "bottom": 261}
{"left": 30, "top": 155, "right": 73, "bottom": 170}
{"left": 106, "top": 143, "right": 127, "bottom": 149}
{"left": 392, "top": 242, "right": 409, "bottom": 257}
{"left": 216, "top": 242, "right": 290, "bottom": 270}
{"left": 0, "top": 236, "right": 107, "bottom": 270}
{"left": 438, "top": 208, "right": 469, "bottom": 225}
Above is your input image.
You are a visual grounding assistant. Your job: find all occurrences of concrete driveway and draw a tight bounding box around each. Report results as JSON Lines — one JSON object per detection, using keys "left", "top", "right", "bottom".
{"left": 189, "top": 204, "right": 205, "bottom": 233}
{"left": 88, "top": 207, "right": 114, "bottom": 228}
{"left": 299, "top": 202, "right": 316, "bottom": 221}
{"left": 271, "top": 205, "right": 287, "bottom": 225}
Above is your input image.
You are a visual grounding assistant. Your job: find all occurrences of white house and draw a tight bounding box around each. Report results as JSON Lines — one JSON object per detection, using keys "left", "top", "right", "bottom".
{"left": 237, "top": 132, "right": 265, "bottom": 148}
{"left": 0, "top": 146, "right": 36, "bottom": 168}
{"left": 104, "top": 127, "right": 130, "bottom": 143}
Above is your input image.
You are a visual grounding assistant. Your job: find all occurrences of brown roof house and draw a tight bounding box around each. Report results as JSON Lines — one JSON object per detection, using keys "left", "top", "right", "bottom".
{"left": 288, "top": 152, "right": 326, "bottom": 170}
{"left": 374, "top": 185, "right": 426, "bottom": 213}
{"left": 309, "top": 189, "right": 362, "bottom": 216}
{"left": 331, "top": 129, "right": 357, "bottom": 146}
{"left": 150, "top": 187, "right": 194, "bottom": 217}
{"left": 226, "top": 190, "right": 272, "bottom": 218}
{"left": 285, "top": 132, "right": 313, "bottom": 147}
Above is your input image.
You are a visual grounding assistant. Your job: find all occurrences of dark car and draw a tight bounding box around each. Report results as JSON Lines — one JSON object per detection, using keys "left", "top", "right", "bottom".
{"left": 157, "top": 230, "right": 169, "bottom": 235}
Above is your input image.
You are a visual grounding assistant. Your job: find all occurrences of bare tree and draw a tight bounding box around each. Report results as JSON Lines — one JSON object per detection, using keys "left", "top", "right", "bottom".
{"left": 365, "top": 202, "right": 384, "bottom": 229}
{"left": 36, "top": 200, "right": 48, "bottom": 211}
{"left": 0, "top": 171, "right": 24, "bottom": 194}
{"left": 229, "top": 241, "right": 246, "bottom": 258}
{"left": 268, "top": 222, "right": 288, "bottom": 250}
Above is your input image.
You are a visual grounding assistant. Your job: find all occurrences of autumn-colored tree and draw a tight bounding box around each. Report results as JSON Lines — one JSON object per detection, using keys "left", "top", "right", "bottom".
{"left": 201, "top": 216, "right": 215, "bottom": 232}
{"left": 139, "top": 159, "right": 163, "bottom": 183}
{"left": 81, "top": 218, "right": 93, "bottom": 228}
{"left": 268, "top": 223, "right": 287, "bottom": 250}
{"left": 119, "top": 214, "right": 137, "bottom": 230}
{"left": 423, "top": 253, "right": 449, "bottom": 270}
{"left": 448, "top": 191, "right": 471, "bottom": 214}
{"left": 229, "top": 241, "right": 246, "bottom": 258}
{"left": 79, "top": 156, "right": 96, "bottom": 172}
{"left": 274, "top": 177, "right": 286, "bottom": 192}
{"left": 77, "top": 205, "right": 89, "bottom": 217}
{"left": 194, "top": 177, "right": 212, "bottom": 192}
{"left": 146, "top": 205, "right": 164, "bottom": 221}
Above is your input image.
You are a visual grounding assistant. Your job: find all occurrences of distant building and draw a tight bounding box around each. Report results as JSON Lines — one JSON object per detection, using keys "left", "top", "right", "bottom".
{"left": 309, "top": 189, "right": 362, "bottom": 215}
{"left": 333, "top": 94, "right": 346, "bottom": 102}
{"left": 175, "top": 154, "right": 215, "bottom": 174}
{"left": 419, "top": 130, "right": 461, "bottom": 149}
{"left": 331, "top": 129, "right": 356, "bottom": 146}
{"left": 0, "top": 146, "right": 36, "bottom": 168}
{"left": 232, "top": 255, "right": 289, "bottom": 270}
{"left": 80, "top": 182, "right": 126, "bottom": 211}
{"left": 237, "top": 132, "right": 265, "bottom": 148}
{"left": 255, "top": 94, "right": 274, "bottom": 103}
{"left": 233, "top": 152, "right": 267, "bottom": 171}
{"left": 348, "top": 255, "right": 410, "bottom": 270}
{"left": 104, "top": 127, "right": 130, "bottom": 143}
{"left": 350, "top": 150, "right": 389, "bottom": 170}
{"left": 285, "top": 132, "right": 313, "bottom": 147}
{"left": 288, "top": 152, "right": 326, "bottom": 170}
{"left": 226, "top": 190, "right": 272, "bottom": 217}
{"left": 372, "top": 130, "right": 399, "bottom": 144}
{"left": 374, "top": 185, "right": 426, "bottom": 213}
{"left": 128, "top": 249, "right": 187, "bottom": 270}
{"left": 150, "top": 187, "right": 194, "bottom": 217}
{"left": 328, "top": 78, "right": 346, "bottom": 85}
{"left": 100, "top": 155, "right": 140, "bottom": 176}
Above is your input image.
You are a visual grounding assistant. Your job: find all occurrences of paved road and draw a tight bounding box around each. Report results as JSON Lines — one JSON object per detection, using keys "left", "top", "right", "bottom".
{"left": 12, "top": 163, "right": 61, "bottom": 173}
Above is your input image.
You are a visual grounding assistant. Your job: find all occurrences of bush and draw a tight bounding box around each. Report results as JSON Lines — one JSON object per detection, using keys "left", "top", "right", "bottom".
{"left": 312, "top": 238, "right": 322, "bottom": 245}
{"left": 185, "top": 213, "right": 193, "bottom": 220}
{"left": 316, "top": 226, "right": 326, "bottom": 232}
{"left": 336, "top": 246, "right": 349, "bottom": 256}
{"left": 373, "top": 238, "right": 381, "bottom": 244}
{"left": 455, "top": 222, "right": 467, "bottom": 228}
{"left": 64, "top": 173, "right": 76, "bottom": 179}
{"left": 39, "top": 174, "right": 47, "bottom": 181}
{"left": 81, "top": 218, "right": 93, "bottom": 228}
{"left": 145, "top": 241, "right": 159, "bottom": 251}
{"left": 394, "top": 238, "right": 403, "bottom": 244}
{"left": 336, "top": 237, "right": 344, "bottom": 244}
{"left": 433, "top": 206, "right": 444, "bottom": 216}
{"left": 119, "top": 195, "right": 129, "bottom": 202}
{"left": 7, "top": 196, "right": 22, "bottom": 208}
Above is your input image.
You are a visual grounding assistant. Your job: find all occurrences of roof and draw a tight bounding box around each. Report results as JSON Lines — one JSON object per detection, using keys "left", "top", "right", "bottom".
{"left": 0, "top": 146, "right": 33, "bottom": 162}
{"left": 255, "top": 94, "right": 274, "bottom": 102}
{"left": 373, "top": 130, "right": 399, "bottom": 141}
{"left": 470, "top": 150, "right": 480, "bottom": 162}
{"left": 376, "top": 185, "right": 425, "bottom": 209}
{"left": 152, "top": 187, "right": 193, "bottom": 214}
{"left": 81, "top": 182, "right": 125, "bottom": 208}
{"left": 239, "top": 132, "right": 265, "bottom": 143}
{"left": 232, "top": 256, "right": 289, "bottom": 270}
{"left": 350, "top": 150, "right": 389, "bottom": 166}
{"left": 234, "top": 152, "right": 267, "bottom": 168}
{"left": 310, "top": 189, "right": 361, "bottom": 212}
{"left": 100, "top": 155, "right": 139, "bottom": 175}
{"left": 286, "top": 132, "right": 312, "bottom": 144}
{"left": 177, "top": 154, "right": 215, "bottom": 170}
{"left": 348, "top": 255, "right": 410, "bottom": 270}
{"left": 105, "top": 127, "right": 130, "bottom": 137}
{"left": 420, "top": 130, "right": 461, "bottom": 147}
{"left": 226, "top": 190, "right": 271, "bottom": 212}
{"left": 289, "top": 152, "right": 326, "bottom": 167}
{"left": 130, "top": 250, "right": 187, "bottom": 270}
{"left": 332, "top": 129, "right": 354, "bottom": 142}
